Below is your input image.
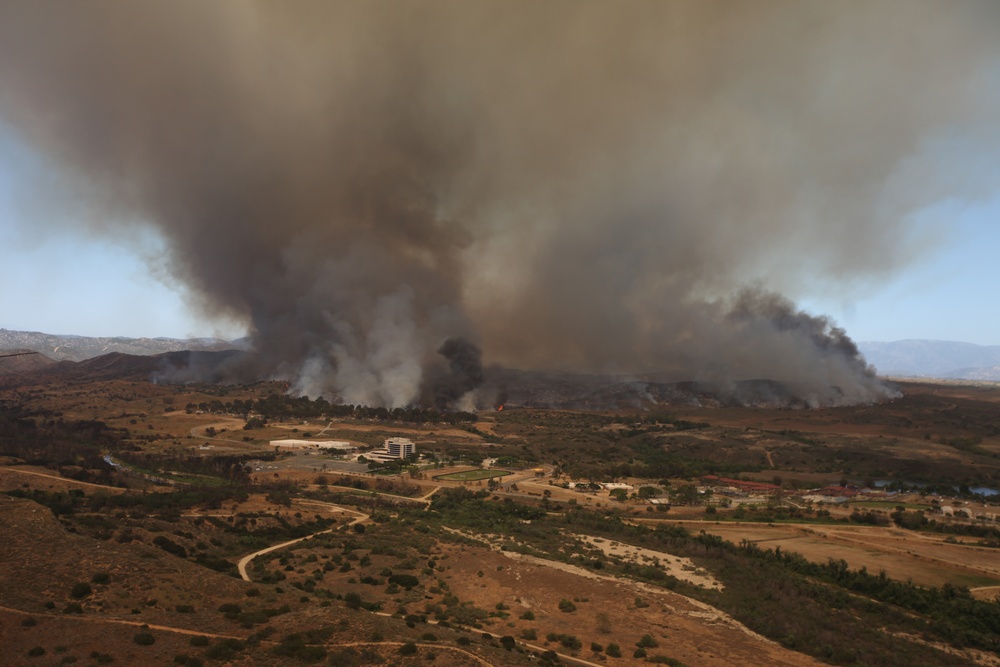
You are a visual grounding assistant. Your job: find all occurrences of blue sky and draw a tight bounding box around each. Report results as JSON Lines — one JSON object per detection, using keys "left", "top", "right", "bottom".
{"left": 2, "top": 125, "right": 999, "bottom": 346}
{"left": 800, "top": 198, "right": 1000, "bottom": 347}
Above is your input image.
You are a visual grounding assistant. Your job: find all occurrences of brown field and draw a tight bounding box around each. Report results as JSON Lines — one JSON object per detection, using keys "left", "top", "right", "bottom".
{"left": 3, "top": 376, "right": 1000, "bottom": 665}
{"left": 644, "top": 520, "right": 1000, "bottom": 594}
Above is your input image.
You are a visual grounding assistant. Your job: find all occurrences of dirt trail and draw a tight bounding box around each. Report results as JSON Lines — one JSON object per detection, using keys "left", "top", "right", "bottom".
{"left": 0, "top": 603, "right": 243, "bottom": 639}
{"left": 0, "top": 466, "right": 128, "bottom": 492}
{"left": 236, "top": 500, "right": 369, "bottom": 580}
{"left": 442, "top": 528, "right": 778, "bottom": 648}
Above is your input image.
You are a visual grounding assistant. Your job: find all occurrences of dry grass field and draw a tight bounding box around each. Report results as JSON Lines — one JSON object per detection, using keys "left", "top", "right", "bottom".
{"left": 2, "top": 374, "right": 999, "bottom": 665}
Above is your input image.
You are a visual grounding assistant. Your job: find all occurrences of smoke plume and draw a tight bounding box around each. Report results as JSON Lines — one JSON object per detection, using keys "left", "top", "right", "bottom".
{"left": 2, "top": 1, "right": 999, "bottom": 406}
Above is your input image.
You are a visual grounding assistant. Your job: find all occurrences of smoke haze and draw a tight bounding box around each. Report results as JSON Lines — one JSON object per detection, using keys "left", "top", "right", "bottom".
{"left": 2, "top": 1, "right": 999, "bottom": 406}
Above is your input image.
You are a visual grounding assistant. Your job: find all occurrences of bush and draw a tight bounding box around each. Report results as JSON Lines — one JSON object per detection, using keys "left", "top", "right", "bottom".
{"left": 70, "top": 583, "right": 92, "bottom": 599}
{"left": 633, "top": 648, "right": 647, "bottom": 658}
{"left": 91, "top": 572, "right": 111, "bottom": 585}
{"left": 557, "top": 599, "right": 576, "bottom": 613}
{"left": 28, "top": 646, "right": 46, "bottom": 657}
{"left": 398, "top": 642, "right": 418, "bottom": 656}
{"left": 204, "top": 642, "right": 240, "bottom": 661}
{"left": 133, "top": 632, "right": 155, "bottom": 646}
{"left": 636, "top": 634, "right": 658, "bottom": 648}
{"left": 62, "top": 603, "right": 83, "bottom": 614}
{"left": 519, "top": 610, "right": 535, "bottom": 620}
{"left": 521, "top": 628, "right": 537, "bottom": 640}
{"left": 387, "top": 574, "right": 420, "bottom": 589}
{"left": 189, "top": 636, "right": 210, "bottom": 647}
{"left": 606, "top": 643, "right": 622, "bottom": 658}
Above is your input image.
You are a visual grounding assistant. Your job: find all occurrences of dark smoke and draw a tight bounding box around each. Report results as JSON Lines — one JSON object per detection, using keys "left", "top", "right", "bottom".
{"left": 2, "top": 2, "right": 999, "bottom": 407}
{"left": 429, "top": 337, "right": 484, "bottom": 410}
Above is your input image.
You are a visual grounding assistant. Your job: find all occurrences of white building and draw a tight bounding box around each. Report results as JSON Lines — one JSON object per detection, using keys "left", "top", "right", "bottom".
{"left": 270, "top": 439, "right": 356, "bottom": 453}
{"left": 365, "top": 437, "right": 417, "bottom": 462}
{"left": 385, "top": 437, "right": 416, "bottom": 458}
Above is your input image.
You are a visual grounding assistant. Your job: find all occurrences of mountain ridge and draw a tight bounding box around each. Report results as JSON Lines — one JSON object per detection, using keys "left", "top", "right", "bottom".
{"left": 858, "top": 339, "right": 1000, "bottom": 381}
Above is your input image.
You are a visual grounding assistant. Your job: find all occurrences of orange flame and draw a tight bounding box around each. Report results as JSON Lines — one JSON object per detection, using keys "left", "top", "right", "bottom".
{"left": 496, "top": 404, "right": 504, "bottom": 411}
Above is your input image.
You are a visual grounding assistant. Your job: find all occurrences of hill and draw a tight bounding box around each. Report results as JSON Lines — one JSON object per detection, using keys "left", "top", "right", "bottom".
{"left": 0, "top": 350, "right": 57, "bottom": 376}
{"left": 0, "top": 328, "right": 244, "bottom": 362}
{"left": 859, "top": 340, "right": 1000, "bottom": 380}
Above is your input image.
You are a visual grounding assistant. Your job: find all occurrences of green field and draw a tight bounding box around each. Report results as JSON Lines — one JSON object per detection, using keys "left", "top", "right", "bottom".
{"left": 434, "top": 469, "right": 512, "bottom": 482}
{"left": 850, "top": 500, "right": 932, "bottom": 510}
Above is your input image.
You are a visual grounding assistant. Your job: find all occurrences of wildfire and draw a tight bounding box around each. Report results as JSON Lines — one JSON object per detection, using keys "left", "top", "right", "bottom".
{"left": 496, "top": 404, "right": 504, "bottom": 412}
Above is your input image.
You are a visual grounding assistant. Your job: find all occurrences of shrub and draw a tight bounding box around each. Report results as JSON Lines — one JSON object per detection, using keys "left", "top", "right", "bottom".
{"left": 189, "top": 636, "right": 210, "bottom": 647}
{"left": 62, "top": 603, "right": 83, "bottom": 614}
{"left": 204, "top": 642, "right": 239, "bottom": 661}
{"left": 633, "top": 647, "right": 647, "bottom": 658}
{"left": 637, "top": 634, "right": 658, "bottom": 648}
{"left": 398, "top": 642, "right": 418, "bottom": 656}
{"left": 28, "top": 646, "right": 46, "bottom": 657}
{"left": 606, "top": 643, "right": 622, "bottom": 657}
{"left": 91, "top": 572, "right": 111, "bottom": 585}
{"left": 519, "top": 610, "right": 535, "bottom": 620}
{"left": 133, "top": 632, "right": 155, "bottom": 646}
{"left": 388, "top": 574, "right": 420, "bottom": 589}
{"left": 521, "top": 628, "right": 537, "bottom": 640}
{"left": 557, "top": 599, "right": 576, "bottom": 613}
{"left": 70, "top": 583, "right": 92, "bottom": 599}
{"left": 21, "top": 617, "right": 37, "bottom": 627}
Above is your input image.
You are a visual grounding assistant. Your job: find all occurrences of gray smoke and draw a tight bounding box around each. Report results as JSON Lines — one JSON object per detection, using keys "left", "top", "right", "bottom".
{"left": 430, "top": 337, "right": 484, "bottom": 409}
{"left": 2, "top": 1, "right": 999, "bottom": 407}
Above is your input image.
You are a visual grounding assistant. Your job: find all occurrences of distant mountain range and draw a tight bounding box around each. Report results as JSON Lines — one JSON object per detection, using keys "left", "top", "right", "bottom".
{"left": 0, "top": 328, "right": 246, "bottom": 362}
{"left": 2, "top": 328, "right": 998, "bottom": 383}
{"left": 858, "top": 340, "right": 1000, "bottom": 381}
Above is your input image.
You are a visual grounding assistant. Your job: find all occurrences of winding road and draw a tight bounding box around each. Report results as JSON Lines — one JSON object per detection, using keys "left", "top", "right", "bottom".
{"left": 236, "top": 500, "right": 369, "bottom": 581}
